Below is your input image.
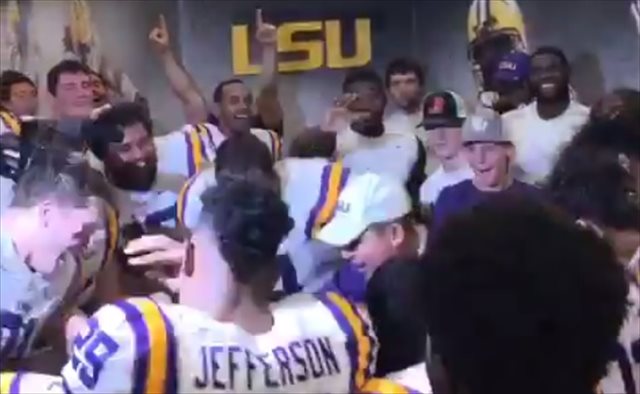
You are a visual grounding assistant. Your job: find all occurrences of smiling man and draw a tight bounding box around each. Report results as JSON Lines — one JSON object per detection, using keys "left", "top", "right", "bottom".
{"left": 432, "top": 108, "right": 541, "bottom": 233}
{"left": 502, "top": 47, "right": 589, "bottom": 185}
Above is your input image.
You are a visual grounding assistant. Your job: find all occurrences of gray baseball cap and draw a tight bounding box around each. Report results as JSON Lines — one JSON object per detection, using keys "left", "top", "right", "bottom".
{"left": 462, "top": 108, "right": 511, "bottom": 145}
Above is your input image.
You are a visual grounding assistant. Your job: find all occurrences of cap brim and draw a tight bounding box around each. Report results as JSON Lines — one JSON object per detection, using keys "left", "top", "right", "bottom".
{"left": 418, "top": 117, "right": 465, "bottom": 130}
{"left": 316, "top": 216, "right": 367, "bottom": 247}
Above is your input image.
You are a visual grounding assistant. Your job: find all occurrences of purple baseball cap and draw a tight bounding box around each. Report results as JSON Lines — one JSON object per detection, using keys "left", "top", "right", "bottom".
{"left": 493, "top": 51, "right": 531, "bottom": 83}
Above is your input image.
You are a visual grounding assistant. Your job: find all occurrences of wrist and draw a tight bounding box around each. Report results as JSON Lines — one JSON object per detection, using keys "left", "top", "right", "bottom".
{"left": 159, "top": 48, "right": 174, "bottom": 59}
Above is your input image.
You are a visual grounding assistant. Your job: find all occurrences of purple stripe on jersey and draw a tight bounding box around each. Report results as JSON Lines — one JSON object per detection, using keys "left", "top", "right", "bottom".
{"left": 185, "top": 133, "right": 196, "bottom": 177}
{"left": 62, "top": 377, "right": 74, "bottom": 394}
{"left": 322, "top": 168, "right": 351, "bottom": 225}
{"left": 304, "top": 165, "right": 332, "bottom": 239}
{"left": 315, "top": 292, "right": 358, "bottom": 393}
{"left": 197, "top": 133, "right": 207, "bottom": 163}
{"left": 115, "top": 300, "right": 150, "bottom": 394}
{"left": 350, "top": 301, "right": 375, "bottom": 381}
{"left": 9, "top": 371, "right": 23, "bottom": 394}
{"left": 158, "top": 305, "right": 178, "bottom": 393}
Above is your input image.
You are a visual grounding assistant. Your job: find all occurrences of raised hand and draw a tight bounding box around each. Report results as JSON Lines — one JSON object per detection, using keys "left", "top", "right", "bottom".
{"left": 149, "top": 14, "right": 170, "bottom": 53}
{"left": 321, "top": 93, "right": 358, "bottom": 132}
{"left": 255, "top": 9, "right": 277, "bottom": 47}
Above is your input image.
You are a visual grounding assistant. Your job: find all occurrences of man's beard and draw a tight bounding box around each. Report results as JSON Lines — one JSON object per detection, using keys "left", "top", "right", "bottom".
{"left": 107, "top": 161, "right": 157, "bottom": 191}
{"left": 351, "top": 116, "right": 384, "bottom": 137}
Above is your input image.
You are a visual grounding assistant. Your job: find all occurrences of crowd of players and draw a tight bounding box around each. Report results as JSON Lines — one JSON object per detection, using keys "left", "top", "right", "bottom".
{"left": 0, "top": 7, "right": 639, "bottom": 394}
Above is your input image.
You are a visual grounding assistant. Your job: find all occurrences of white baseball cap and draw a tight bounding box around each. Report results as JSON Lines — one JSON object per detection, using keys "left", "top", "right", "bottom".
{"left": 316, "top": 172, "right": 411, "bottom": 247}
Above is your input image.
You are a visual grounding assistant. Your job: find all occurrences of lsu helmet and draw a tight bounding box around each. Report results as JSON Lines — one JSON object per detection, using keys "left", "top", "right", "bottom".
{"left": 467, "top": 0, "right": 529, "bottom": 92}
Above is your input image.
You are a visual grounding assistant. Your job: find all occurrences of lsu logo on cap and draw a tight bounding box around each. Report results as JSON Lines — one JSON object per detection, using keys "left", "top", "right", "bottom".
{"left": 471, "top": 115, "right": 488, "bottom": 131}
{"left": 337, "top": 200, "right": 351, "bottom": 213}
{"left": 428, "top": 96, "right": 445, "bottom": 115}
{"left": 499, "top": 60, "right": 517, "bottom": 71}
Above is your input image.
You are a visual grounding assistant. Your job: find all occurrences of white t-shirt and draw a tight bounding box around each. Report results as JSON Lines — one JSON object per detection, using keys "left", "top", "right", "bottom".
{"left": 419, "top": 164, "right": 473, "bottom": 205}
{"left": 384, "top": 110, "right": 429, "bottom": 168}
{"left": 336, "top": 127, "right": 423, "bottom": 185}
{"left": 384, "top": 110, "right": 422, "bottom": 137}
{"left": 503, "top": 100, "right": 589, "bottom": 185}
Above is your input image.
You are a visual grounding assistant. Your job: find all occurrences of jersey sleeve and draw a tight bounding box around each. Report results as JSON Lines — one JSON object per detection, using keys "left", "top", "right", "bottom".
{"left": 306, "top": 161, "right": 350, "bottom": 239}
{"left": 176, "top": 167, "right": 217, "bottom": 230}
{"left": 61, "top": 297, "right": 177, "bottom": 394}
{"left": 155, "top": 123, "right": 218, "bottom": 178}
{"left": 250, "top": 128, "right": 283, "bottom": 160}
{"left": 360, "top": 378, "right": 425, "bottom": 394}
{"left": 0, "top": 372, "right": 65, "bottom": 394}
{"left": 314, "top": 291, "right": 377, "bottom": 392}
{"left": 0, "top": 111, "right": 21, "bottom": 136}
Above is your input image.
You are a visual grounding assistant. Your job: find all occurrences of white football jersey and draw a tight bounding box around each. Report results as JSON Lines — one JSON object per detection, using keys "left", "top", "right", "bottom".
{"left": 276, "top": 158, "right": 350, "bottom": 288}
{"left": 62, "top": 293, "right": 377, "bottom": 393}
{"left": 0, "top": 372, "right": 64, "bottom": 394}
{"left": 600, "top": 280, "right": 640, "bottom": 394}
{"left": 155, "top": 124, "right": 219, "bottom": 179}
{"left": 177, "top": 158, "right": 349, "bottom": 290}
{"left": 0, "top": 230, "right": 77, "bottom": 361}
{"left": 176, "top": 166, "right": 218, "bottom": 230}
{"left": 174, "top": 123, "right": 282, "bottom": 168}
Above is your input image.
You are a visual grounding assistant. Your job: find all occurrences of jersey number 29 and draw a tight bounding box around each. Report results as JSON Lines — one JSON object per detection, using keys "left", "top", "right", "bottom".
{"left": 70, "top": 322, "right": 119, "bottom": 389}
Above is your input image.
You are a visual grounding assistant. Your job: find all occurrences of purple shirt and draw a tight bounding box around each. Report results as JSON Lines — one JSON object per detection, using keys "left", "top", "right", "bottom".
{"left": 432, "top": 179, "right": 543, "bottom": 232}
{"left": 321, "top": 261, "right": 368, "bottom": 304}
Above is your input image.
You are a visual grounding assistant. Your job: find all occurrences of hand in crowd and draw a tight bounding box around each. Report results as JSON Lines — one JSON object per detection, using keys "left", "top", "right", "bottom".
{"left": 149, "top": 14, "right": 171, "bottom": 54}
{"left": 255, "top": 9, "right": 277, "bottom": 47}
{"left": 321, "top": 93, "right": 358, "bottom": 131}
{"left": 123, "top": 233, "right": 185, "bottom": 293}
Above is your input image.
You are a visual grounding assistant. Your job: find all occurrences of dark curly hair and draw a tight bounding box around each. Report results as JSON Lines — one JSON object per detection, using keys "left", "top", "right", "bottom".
{"left": 342, "top": 68, "right": 384, "bottom": 93}
{"left": 200, "top": 177, "right": 293, "bottom": 286}
{"left": 422, "top": 196, "right": 628, "bottom": 394}
{"left": 547, "top": 118, "right": 640, "bottom": 230}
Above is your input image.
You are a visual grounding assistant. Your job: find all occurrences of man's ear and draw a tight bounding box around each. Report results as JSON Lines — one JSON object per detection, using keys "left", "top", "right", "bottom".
{"left": 389, "top": 222, "right": 406, "bottom": 249}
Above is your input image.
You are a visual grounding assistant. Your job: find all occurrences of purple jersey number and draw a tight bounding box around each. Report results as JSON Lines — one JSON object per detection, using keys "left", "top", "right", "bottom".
{"left": 70, "top": 320, "right": 119, "bottom": 389}
{"left": 1, "top": 310, "right": 36, "bottom": 361}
